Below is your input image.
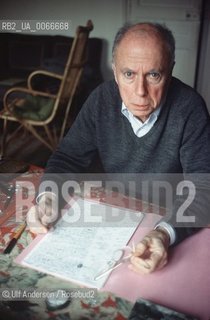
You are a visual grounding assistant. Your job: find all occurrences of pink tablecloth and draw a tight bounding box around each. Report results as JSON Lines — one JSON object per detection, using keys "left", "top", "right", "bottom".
{"left": 104, "top": 213, "right": 210, "bottom": 320}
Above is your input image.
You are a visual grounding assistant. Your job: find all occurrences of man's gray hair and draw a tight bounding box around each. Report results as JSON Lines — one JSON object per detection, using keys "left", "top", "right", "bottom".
{"left": 112, "top": 22, "right": 175, "bottom": 66}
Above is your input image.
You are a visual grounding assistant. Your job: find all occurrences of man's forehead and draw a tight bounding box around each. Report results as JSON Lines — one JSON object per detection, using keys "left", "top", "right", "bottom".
{"left": 116, "top": 34, "right": 164, "bottom": 57}
{"left": 114, "top": 40, "right": 171, "bottom": 75}
{"left": 124, "top": 23, "right": 164, "bottom": 40}
{"left": 121, "top": 27, "right": 164, "bottom": 48}
{"left": 115, "top": 29, "right": 168, "bottom": 63}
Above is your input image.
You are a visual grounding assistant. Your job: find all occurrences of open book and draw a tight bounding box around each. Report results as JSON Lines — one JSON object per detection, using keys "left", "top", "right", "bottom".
{"left": 15, "top": 198, "right": 144, "bottom": 289}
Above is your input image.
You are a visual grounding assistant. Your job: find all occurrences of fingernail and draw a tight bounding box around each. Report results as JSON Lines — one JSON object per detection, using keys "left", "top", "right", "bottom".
{"left": 35, "top": 226, "right": 48, "bottom": 234}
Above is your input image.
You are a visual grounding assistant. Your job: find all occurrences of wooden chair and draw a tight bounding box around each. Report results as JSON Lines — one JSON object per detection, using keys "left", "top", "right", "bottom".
{"left": 0, "top": 20, "right": 93, "bottom": 157}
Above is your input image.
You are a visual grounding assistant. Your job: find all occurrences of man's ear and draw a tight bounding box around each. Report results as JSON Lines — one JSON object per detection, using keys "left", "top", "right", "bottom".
{"left": 112, "top": 63, "right": 118, "bottom": 83}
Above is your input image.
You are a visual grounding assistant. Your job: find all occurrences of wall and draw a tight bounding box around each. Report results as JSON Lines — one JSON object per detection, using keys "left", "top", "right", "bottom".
{"left": 1, "top": 0, "right": 126, "bottom": 80}
{"left": 124, "top": 0, "right": 202, "bottom": 88}
{"left": 1, "top": 0, "right": 210, "bottom": 110}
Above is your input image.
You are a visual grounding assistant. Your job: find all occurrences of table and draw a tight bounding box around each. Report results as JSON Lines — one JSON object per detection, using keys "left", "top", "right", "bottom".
{"left": 104, "top": 215, "right": 210, "bottom": 320}
{"left": 0, "top": 169, "right": 138, "bottom": 320}
{"left": 0, "top": 169, "right": 210, "bottom": 320}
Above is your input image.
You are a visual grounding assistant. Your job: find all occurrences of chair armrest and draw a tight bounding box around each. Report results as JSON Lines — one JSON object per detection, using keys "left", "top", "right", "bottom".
{"left": 28, "top": 70, "right": 63, "bottom": 90}
{"left": 3, "top": 87, "right": 56, "bottom": 113}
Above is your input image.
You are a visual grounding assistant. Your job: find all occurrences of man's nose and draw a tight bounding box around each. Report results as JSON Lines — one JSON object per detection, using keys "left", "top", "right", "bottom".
{"left": 135, "top": 76, "right": 147, "bottom": 96}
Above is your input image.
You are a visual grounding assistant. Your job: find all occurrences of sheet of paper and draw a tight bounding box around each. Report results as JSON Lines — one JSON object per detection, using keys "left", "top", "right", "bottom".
{"left": 16, "top": 198, "right": 144, "bottom": 288}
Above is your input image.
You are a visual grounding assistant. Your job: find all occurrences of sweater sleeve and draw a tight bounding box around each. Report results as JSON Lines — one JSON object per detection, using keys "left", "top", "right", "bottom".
{"left": 170, "top": 93, "right": 210, "bottom": 245}
{"left": 37, "top": 89, "right": 100, "bottom": 209}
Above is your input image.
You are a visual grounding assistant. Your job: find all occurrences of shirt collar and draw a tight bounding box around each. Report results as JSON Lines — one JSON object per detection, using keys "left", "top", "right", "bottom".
{"left": 121, "top": 102, "right": 162, "bottom": 137}
{"left": 121, "top": 102, "right": 161, "bottom": 122}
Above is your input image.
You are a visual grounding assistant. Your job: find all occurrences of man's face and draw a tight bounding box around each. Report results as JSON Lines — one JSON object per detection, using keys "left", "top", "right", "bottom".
{"left": 113, "top": 31, "right": 173, "bottom": 122}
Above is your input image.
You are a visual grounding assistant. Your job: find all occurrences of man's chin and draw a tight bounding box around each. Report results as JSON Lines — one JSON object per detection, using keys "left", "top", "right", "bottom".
{"left": 132, "top": 110, "right": 151, "bottom": 122}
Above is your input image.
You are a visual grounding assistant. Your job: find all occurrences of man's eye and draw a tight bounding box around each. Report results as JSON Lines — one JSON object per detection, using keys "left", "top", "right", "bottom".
{"left": 150, "top": 72, "right": 160, "bottom": 78}
{"left": 149, "top": 72, "right": 161, "bottom": 79}
{"left": 147, "top": 72, "right": 161, "bottom": 84}
{"left": 124, "top": 71, "right": 134, "bottom": 78}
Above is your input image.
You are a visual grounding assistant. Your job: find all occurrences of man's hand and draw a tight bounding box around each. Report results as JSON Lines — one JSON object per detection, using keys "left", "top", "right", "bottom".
{"left": 27, "top": 193, "right": 58, "bottom": 234}
{"left": 129, "top": 228, "right": 170, "bottom": 274}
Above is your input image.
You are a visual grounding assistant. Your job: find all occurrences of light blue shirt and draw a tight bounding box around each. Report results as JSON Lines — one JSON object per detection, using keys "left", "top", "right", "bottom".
{"left": 121, "top": 102, "right": 161, "bottom": 137}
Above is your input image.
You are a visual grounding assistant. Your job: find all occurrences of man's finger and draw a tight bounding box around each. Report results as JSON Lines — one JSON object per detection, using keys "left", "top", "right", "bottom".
{"left": 133, "top": 239, "right": 149, "bottom": 256}
{"left": 128, "top": 257, "right": 153, "bottom": 274}
{"left": 27, "top": 206, "right": 48, "bottom": 234}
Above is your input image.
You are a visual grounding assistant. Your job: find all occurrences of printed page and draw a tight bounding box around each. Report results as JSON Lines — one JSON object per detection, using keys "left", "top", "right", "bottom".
{"left": 17, "top": 198, "right": 144, "bottom": 288}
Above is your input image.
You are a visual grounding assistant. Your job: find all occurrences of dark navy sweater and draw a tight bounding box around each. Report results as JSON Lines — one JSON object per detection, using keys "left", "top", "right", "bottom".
{"left": 47, "top": 77, "right": 210, "bottom": 173}
{"left": 45, "top": 77, "right": 210, "bottom": 244}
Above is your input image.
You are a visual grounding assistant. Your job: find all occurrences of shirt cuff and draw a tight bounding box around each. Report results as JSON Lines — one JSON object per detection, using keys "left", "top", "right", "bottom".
{"left": 154, "top": 221, "right": 176, "bottom": 245}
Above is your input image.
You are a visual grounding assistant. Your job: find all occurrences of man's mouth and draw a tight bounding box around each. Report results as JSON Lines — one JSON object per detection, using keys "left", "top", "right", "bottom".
{"left": 132, "top": 104, "right": 150, "bottom": 110}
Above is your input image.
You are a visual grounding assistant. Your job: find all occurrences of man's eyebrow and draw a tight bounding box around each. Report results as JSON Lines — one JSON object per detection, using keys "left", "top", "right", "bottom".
{"left": 148, "top": 69, "right": 161, "bottom": 74}
{"left": 121, "top": 68, "right": 135, "bottom": 72}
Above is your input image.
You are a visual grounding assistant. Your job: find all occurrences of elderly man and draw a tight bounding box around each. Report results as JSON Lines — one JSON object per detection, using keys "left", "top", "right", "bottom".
{"left": 27, "top": 22, "right": 210, "bottom": 274}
